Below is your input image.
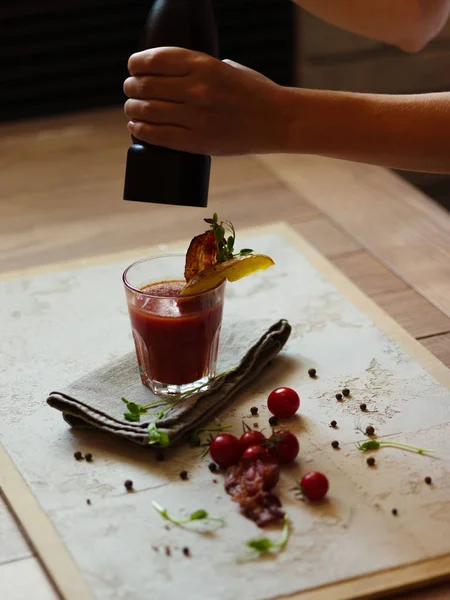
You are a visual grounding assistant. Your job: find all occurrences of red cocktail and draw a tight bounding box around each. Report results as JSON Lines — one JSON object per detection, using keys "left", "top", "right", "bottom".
{"left": 123, "top": 254, "right": 225, "bottom": 396}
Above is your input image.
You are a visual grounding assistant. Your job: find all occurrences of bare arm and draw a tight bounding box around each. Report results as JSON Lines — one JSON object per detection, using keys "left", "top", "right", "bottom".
{"left": 282, "top": 88, "right": 450, "bottom": 173}
{"left": 124, "top": 48, "right": 450, "bottom": 173}
{"left": 294, "top": 0, "right": 450, "bottom": 52}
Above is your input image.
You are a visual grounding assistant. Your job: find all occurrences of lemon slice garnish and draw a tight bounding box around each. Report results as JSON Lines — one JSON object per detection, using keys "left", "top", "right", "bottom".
{"left": 180, "top": 254, "right": 274, "bottom": 296}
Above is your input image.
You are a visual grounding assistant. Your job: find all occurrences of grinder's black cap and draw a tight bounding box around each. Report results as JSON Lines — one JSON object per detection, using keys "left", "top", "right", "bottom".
{"left": 123, "top": 140, "right": 210, "bottom": 208}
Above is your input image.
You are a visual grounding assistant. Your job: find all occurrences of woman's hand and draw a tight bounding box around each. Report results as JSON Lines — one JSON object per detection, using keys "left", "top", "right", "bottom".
{"left": 124, "top": 47, "right": 289, "bottom": 155}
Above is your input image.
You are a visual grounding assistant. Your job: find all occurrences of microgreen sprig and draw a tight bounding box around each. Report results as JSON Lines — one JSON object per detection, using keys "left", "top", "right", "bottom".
{"left": 122, "top": 371, "right": 232, "bottom": 423}
{"left": 152, "top": 501, "right": 225, "bottom": 532}
{"left": 190, "top": 424, "right": 233, "bottom": 454}
{"left": 204, "top": 213, "right": 253, "bottom": 263}
{"left": 355, "top": 426, "right": 434, "bottom": 455}
{"left": 237, "top": 516, "right": 290, "bottom": 562}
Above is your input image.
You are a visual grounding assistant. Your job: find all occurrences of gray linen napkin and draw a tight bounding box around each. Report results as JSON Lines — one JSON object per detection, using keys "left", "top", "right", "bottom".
{"left": 47, "top": 319, "right": 291, "bottom": 448}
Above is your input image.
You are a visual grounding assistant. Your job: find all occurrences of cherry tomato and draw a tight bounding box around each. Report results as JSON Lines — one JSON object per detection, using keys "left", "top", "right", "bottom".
{"left": 241, "top": 444, "right": 272, "bottom": 464}
{"left": 209, "top": 433, "right": 242, "bottom": 468}
{"left": 300, "top": 472, "right": 329, "bottom": 501}
{"left": 267, "top": 387, "right": 300, "bottom": 419}
{"left": 240, "top": 430, "right": 266, "bottom": 451}
{"left": 268, "top": 431, "right": 300, "bottom": 464}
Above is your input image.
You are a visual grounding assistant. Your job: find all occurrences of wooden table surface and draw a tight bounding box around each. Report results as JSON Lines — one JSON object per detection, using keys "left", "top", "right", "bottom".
{"left": 1, "top": 108, "right": 450, "bottom": 600}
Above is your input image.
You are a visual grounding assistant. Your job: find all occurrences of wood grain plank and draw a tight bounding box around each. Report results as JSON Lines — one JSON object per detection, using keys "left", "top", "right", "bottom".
{"left": 0, "top": 556, "right": 60, "bottom": 600}
{"left": 421, "top": 333, "right": 450, "bottom": 368}
{"left": 0, "top": 497, "right": 33, "bottom": 565}
{"left": 292, "top": 217, "right": 362, "bottom": 257}
{"left": 257, "top": 155, "right": 450, "bottom": 319}
{"left": 0, "top": 181, "right": 319, "bottom": 272}
{"left": 332, "top": 250, "right": 409, "bottom": 297}
{"left": 374, "top": 289, "right": 450, "bottom": 340}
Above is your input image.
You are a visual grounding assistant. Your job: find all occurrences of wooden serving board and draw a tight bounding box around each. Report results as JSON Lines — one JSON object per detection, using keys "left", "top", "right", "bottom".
{"left": 1, "top": 223, "right": 450, "bottom": 600}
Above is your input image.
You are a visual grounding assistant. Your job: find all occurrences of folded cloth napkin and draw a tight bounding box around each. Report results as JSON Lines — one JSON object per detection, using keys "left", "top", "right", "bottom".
{"left": 47, "top": 319, "right": 291, "bottom": 448}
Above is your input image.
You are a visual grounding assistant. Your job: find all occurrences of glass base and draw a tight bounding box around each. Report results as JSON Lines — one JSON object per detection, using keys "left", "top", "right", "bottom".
{"left": 146, "top": 374, "right": 213, "bottom": 398}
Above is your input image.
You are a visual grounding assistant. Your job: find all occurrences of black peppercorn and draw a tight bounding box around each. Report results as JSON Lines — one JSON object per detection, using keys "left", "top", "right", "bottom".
{"left": 156, "top": 452, "right": 165, "bottom": 462}
{"left": 74, "top": 451, "right": 83, "bottom": 460}
{"left": 182, "top": 547, "right": 191, "bottom": 557}
{"left": 360, "top": 403, "right": 367, "bottom": 411}
{"left": 366, "top": 457, "right": 376, "bottom": 466}
{"left": 86, "top": 499, "right": 91, "bottom": 505}
{"left": 336, "top": 393, "right": 343, "bottom": 401}
{"left": 212, "top": 478, "right": 218, "bottom": 484}
{"left": 366, "top": 425, "right": 375, "bottom": 436}
{"left": 308, "top": 368, "right": 317, "bottom": 378}
{"left": 165, "top": 546, "right": 172, "bottom": 557}
{"left": 342, "top": 388, "right": 350, "bottom": 396}
{"left": 253, "top": 422, "right": 259, "bottom": 428}
{"left": 250, "top": 406, "right": 258, "bottom": 416}
{"left": 330, "top": 420, "right": 337, "bottom": 428}
{"left": 208, "top": 462, "right": 217, "bottom": 473}
{"left": 124, "top": 479, "right": 133, "bottom": 492}
{"left": 392, "top": 508, "right": 398, "bottom": 516}
{"left": 331, "top": 440, "right": 339, "bottom": 449}
{"left": 424, "top": 476, "right": 432, "bottom": 485}
{"left": 180, "top": 470, "right": 188, "bottom": 481}
{"left": 269, "top": 416, "right": 278, "bottom": 427}
{"left": 85, "top": 453, "right": 93, "bottom": 462}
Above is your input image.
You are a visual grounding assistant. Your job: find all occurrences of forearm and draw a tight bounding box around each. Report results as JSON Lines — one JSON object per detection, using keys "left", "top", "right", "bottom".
{"left": 280, "top": 88, "right": 450, "bottom": 173}
{"left": 294, "top": 0, "right": 450, "bottom": 52}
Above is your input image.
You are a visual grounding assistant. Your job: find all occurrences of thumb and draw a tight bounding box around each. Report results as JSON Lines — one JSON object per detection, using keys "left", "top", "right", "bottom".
{"left": 222, "top": 59, "right": 270, "bottom": 82}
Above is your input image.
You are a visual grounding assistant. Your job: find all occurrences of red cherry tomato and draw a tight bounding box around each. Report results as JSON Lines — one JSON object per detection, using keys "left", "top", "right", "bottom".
{"left": 241, "top": 444, "right": 272, "bottom": 464}
{"left": 209, "top": 434, "right": 242, "bottom": 468}
{"left": 268, "top": 431, "right": 300, "bottom": 464}
{"left": 300, "top": 472, "right": 329, "bottom": 501}
{"left": 240, "top": 431, "right": 266, "bottom": 451}
{"left": 267, "top": 387, "right": 300, "bottom": 419}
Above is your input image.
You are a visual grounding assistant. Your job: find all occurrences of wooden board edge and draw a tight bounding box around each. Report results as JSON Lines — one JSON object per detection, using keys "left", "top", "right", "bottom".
{"left": 274, "top": 223, "right": 450, "bottom": 393}
{"left": 281, "top": 554, "right": 450, "bottom": 600}
{"left": 2, "top": 220, "right": 450, "bottom": 600}
{"left": 0, "top": 444, "right": 96, "bottom": 600}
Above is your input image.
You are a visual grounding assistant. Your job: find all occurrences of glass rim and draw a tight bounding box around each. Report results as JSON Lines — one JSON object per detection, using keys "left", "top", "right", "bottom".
{"left": 122, "top": 252, "right": 225, "bottom": 298}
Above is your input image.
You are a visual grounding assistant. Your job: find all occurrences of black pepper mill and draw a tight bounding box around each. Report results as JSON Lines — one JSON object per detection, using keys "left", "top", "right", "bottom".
{"left": 123, "top": 0, "right": 219, "bottom": 207}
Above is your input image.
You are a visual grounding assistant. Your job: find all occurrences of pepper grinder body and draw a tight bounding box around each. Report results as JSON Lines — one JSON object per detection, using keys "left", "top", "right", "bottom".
{"left": 123, "top": 0, "right": 219, "bottom": 207}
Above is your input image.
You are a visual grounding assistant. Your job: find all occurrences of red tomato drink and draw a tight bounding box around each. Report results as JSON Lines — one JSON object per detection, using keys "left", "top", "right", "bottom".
{"left": 123, "top": 254, "right": 225, "bottom": 396}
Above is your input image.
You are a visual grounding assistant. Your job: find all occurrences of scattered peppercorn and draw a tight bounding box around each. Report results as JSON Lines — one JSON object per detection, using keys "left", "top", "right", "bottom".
{"left": 308, "top": 368, "right": 317, "bottom": 378}
{"left": 124, "top": 479, "right": 133, "bottom": 492}
{"left": 152, "top": 545, "right": 159, "bottom": 552}
{"left": 360, "top": 403, "right": 367, "bottom": 411}
{"left": 269, "top": 416, "right": 278, "bottom": 427}
{"left": 86, "top": 499, "right": 91, "bottom": 505}
{"left": 212, "top": 478, "right": 218, "bottom": 484}
{"left": 156, "top": 452, "right": 165, "bottom": 462}
{"left": 342, "top": 388, "right": 350, "bottom": 396}
{"left": 253, "top": 422, "right": 259, "bottom": 428}
{"left": 74, "top": 451, "right": 83, "bottom": 460}
{"left": 331, "top": 440, "right": 340, "bottom": 449}
{"left": 330, "top": 420, "right": 337, "bottom": 428}
{"left": 165, "top": 546, "right": 172, "bottom": 557}
{"left": 182, "top": 547, "right": 191, "bottom": 557}
{"left": 208, "top": 462, "right": 217, "bottom": 473}
{"left": 336, "top": 393, "right": 343, "bottom": 401}
{"left": 250, "top": 406, "right": 259, "bottom": 416}
{"left": 366, "top": 425, "right": 375, "bottom": 436}
{"left": 180, "top": 470, "right": 188, "bottom": 481}
{"left": 85, "top": 453, "right": 93, "bottom": 462}
{"left": 366, "top": 457, "right": 376, "bottom": 466}
{"left": 392, "top": 508, "right": 398, "bottom": 516}
{"left": 425, "top": 476, "right": 432, "bottom": 485}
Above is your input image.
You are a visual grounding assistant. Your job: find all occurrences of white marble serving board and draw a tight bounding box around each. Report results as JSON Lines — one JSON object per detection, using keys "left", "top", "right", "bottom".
{"left": 1, "top": 225, "right": 450, "bottom": 600}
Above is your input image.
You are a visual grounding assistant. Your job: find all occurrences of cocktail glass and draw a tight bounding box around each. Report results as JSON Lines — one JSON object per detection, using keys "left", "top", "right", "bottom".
{"left": 123, "top": 253, "right": 225, "bottom": 397}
